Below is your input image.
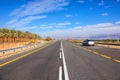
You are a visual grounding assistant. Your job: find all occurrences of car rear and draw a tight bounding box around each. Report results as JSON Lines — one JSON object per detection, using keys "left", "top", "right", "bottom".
{"left": 88, "top": 40, "right": 94, "bottom": 46}
{"left": 82, "top": 40, "right": 95, "bottom": 46}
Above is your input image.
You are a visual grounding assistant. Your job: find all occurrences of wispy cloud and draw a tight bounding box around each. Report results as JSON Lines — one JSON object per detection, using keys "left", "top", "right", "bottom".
{"left": 10, "top": 0, "right": 68, "bottom": 18}
{"left": 57, "top": 22, "right": 71, "bottom": 26}
{"left": 98, "top": 0, "right": 104, "bottom": 6}
{"left": 17, "top": 25, "right": 53, "bottom": 31}
{"left": 65, "top": 14, "right": 73, "bottom": 18}
{"left": 101, "top": 13, "right": 109, "bottom": 16}
{"left": 65, "top": 14, "right": 78, "bottom": 18}
{"left": 7, "top": 15, "right": 47, "bottom": 28}
{"left": 7, "top": 0, "right": 68, "bottom": 29}
{"left": 18, "top": 21, "right": 72, "bottom": 31}
{"left": 78, "top": 0, "right": 86, "bottom": 3}
{"left": 115, "top": 21, "right": 120, "bottom": 24}
{"left": 86, "top": 23, "right": 112, "bottom": 28}
{"left": 36, "top": 22, "right": 72, "bottom": 29}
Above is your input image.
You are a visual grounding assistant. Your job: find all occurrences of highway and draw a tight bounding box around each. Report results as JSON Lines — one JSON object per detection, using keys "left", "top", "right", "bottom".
{"left": 0, "top": 41, "right": 120, "bottom": 80}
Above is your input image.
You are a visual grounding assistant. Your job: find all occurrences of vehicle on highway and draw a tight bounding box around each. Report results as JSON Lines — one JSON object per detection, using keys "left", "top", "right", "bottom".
{"left": 82, "top": 39, "right": 95, "bottom": 46}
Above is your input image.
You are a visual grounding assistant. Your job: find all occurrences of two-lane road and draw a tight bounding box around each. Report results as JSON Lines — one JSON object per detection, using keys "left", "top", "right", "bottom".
{"left": 0, "top": 41, "right": 120, "bottom": 80}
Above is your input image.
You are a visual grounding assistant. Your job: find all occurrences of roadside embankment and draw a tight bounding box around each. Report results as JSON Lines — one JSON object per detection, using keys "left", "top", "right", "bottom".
{"left": 0, "top": 41, "right": 53, "bottom": 60}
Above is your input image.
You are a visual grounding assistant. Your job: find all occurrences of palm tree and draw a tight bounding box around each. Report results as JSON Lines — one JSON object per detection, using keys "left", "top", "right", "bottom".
{"left": 34, "top": 34, "right": 42, "bottom": 42}
{"left": 14, "top": 30, "right": 19, "bottom": 46}
{"left": 25, "top": 31, "right": 33, "bottom": 43}
{"left": 0, "top": 29, "right": 4, "bottom": 38}
{"left": 0, "top": 28, "right": 10, "bottom": 49}
{"left": 0, "top": 28, "right": 42, "bottom": 49}
{"left": 10, "top": 29, "right": 16, "bottom": 47}
{"left": 45, "top": 37, "right": 53, "bottom": 41}
{"left": 17, "top": 30, "right": 26, "bottom": 45}
{"left": 17, "top": 30, "right": 22, "bottom": 42}
{"left": 20, "top": 32, "right": 26, "bottom": 42}
{"left": 0, "top": 29, "right": 5, "bottom": 49}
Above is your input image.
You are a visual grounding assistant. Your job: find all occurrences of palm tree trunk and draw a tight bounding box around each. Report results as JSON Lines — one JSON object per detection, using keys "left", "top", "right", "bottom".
{"left": 3, "top": 37, "right": 5, "bottom": 49}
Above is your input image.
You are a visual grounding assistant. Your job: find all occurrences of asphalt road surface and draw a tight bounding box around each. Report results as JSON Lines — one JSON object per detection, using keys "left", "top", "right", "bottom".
{"left": 0, "top": 41, "right": 120, "bottom": 80}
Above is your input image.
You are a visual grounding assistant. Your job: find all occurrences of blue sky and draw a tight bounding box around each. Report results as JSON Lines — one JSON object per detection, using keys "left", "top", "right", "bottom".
{"left": 0, "top": 0, "right": 120, "bottom": 39}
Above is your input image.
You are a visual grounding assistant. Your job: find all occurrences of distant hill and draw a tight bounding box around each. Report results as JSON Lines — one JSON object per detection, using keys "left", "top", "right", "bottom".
{"left": 89, "top": 33, "right": 120, "bottom": 40}
{"left": 71, "top": 33, "right": 120, "bottom": 40}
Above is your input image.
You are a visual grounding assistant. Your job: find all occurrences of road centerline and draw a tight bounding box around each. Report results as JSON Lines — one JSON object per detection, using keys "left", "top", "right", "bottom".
{"left": 61, "top": 41, "right": 69, "bottom": 80}
{"left": 60, "top": 52, "right": 62, "bottom": 59}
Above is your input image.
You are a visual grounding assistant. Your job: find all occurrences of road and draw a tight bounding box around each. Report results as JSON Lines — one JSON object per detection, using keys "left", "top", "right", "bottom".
{"left": 0, "top": 41, "right": 120, "bottom": 80}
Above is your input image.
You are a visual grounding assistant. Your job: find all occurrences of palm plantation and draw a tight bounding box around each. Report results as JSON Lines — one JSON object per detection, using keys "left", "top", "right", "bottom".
{"left": 0, "top": 28, "right": 42, "bottom": 50}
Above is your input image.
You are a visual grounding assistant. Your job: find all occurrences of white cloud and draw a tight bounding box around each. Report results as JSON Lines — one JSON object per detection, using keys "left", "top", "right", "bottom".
{"left": 101, "top": 13, "right": 109, "bottom": 16}
{"left": 57, "top": 22, "right": 71, "bottom": 26}
{"left": 65, "top": 14, "right": 78, "bottom": 18}
{"left": 65, "top": 14, "right": 73, "bottom": 17}
{"left": 40, "top": 21, "right": 120, "bottom": 38}
{"left": 75, "top": 23, "right": 113, "bottom": 29}
{"left": 78, "top": 0, "right": 86, "bottom": 3}
{"left": 98, "top": 0, "right": 104, "bottom": 6}
{"left": 7, "top": 15, "right": 47, "bottom": 28}
{"left": 94, "top": 23, "right": 112, "bottom": 27}
{"left": 10, "top": 0, "right": 68, "bottom": 17}
{"left": 115, "top": 21, "right": 120, "bottom": 24}
{"left": 39, "top": 25, "right": 53, "bottom": 29}
{"left": 17, "top": 25, "right": 53, "bottom": 31}
{"left": 25, "top": 22, "right": 71, "bottom": 30}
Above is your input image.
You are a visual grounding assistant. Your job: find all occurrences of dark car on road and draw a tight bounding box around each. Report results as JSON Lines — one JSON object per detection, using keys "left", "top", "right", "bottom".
{"left": 82, "top": 39, "right": 95, "bottom": 46}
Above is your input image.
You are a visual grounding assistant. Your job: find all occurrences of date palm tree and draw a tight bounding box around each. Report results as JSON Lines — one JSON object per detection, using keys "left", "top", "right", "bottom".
{"left": 25, "top": 31, "right": 33, "bottom": 42}
{"left": 0, "top": 28, "right": 10, "bottom": 49}
{"left": 0, "top": 28, "right": 42, "bottom": 49}
{"left": 0, "top": 29, "right": 5, "bottom": 49}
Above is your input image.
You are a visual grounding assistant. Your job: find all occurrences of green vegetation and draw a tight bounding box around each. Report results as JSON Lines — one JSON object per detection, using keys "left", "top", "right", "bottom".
{"left": 45, "top": 37, "right": 53, "bottom": 41}
{"left": 95, "top": 39, "right": 120, "bottom": 43}
{"left": 0, "top": 28, "right": 42, "bottom": 44}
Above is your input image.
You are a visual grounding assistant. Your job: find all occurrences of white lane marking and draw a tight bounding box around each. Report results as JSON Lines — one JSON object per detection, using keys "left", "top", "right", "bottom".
{"left": 59, "top": 66, "right": 62, "bottom": 80}
{"left": 61, "top": 41, "right": 69, "bottom": 80}
{"left": 60, "top": 52, "right": 62, "bottom": 59}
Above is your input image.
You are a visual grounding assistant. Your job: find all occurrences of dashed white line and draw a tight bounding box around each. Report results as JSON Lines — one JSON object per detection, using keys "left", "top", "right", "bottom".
{"left": 59, "top": 66, "right": 62, "bottom": 80}
{"left": 61, "top": 41, "right": 69, "bottom": 80}
{"left": 60, "top": 52, "right": 62, "bottom": 59}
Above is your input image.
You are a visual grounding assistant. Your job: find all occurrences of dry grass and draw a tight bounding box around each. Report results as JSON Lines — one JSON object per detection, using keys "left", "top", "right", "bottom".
{"left": 0, "top": 40, "right": 43, "bottom": 50}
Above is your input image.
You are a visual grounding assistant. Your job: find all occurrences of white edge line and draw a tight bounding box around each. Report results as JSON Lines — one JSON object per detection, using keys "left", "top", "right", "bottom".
{"left": 59, "top": 66, "right": 62, "bottom": 80}
{"left": 61, "top": 41, "right": 69, "bottom": 80}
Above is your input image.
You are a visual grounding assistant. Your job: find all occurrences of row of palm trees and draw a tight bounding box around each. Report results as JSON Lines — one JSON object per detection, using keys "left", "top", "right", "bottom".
{"left": 0, "top": 28, "right": 42, "bottom": 43}
{"left": 0, "top": 28, "right": 42, "bottom": 49}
